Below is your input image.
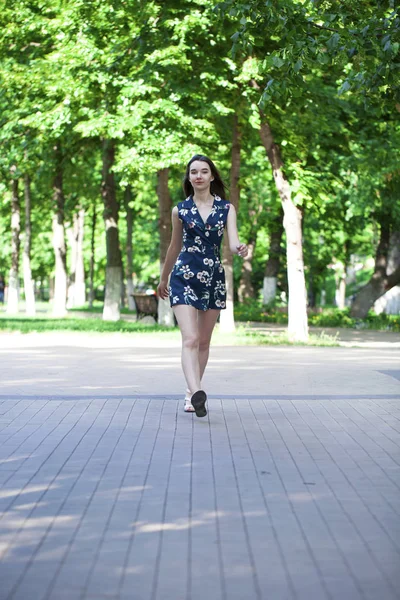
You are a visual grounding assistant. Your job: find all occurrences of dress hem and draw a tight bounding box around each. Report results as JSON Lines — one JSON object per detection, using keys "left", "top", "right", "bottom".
{"left": 170, "top": 302, "right": 225, "bottom": 312}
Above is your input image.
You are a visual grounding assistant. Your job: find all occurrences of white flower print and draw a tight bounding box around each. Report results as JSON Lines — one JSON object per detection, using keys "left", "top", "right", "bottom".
{"left": 215, "top": 280, "right": 226, "bottom": 294}
{"left": 179, "top": 209, "right": 189, "bottom": 216}
{"left": 195, "top": 236, "right": 201, "bottom": 245}
{"left": 215, "top": 299, "right": 226, "bottom": 308}
{"left": 180, "top": 265, "right": 194, "bottom": 280}
{"left": 190, "top": 205, "right": 198, "bottom": 214}
{"left": 203, "top": 258, "right": 214, "bottom": 267}
{"left": 183, "top": 285, "right": 198, "bottom": 302}
{"left": 172, "top": 295, "right": 179, "bottom": 304}
{"left": 197, "top": 270, "right": 212, "bottom": 286}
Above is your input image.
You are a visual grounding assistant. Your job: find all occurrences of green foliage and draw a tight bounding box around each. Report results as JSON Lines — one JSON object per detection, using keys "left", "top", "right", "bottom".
{"left": 234, "top": 301, "right": 400, "bottom": 332}
{"left": 0, "top": 0, "right": 398, "bottom": 318}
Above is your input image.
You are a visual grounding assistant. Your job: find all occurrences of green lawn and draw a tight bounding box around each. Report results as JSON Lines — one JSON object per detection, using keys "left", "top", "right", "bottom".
{"left": 1, "top": 301, "right": 397, "bottom": 345}
{"left": 0, "top": 312, "right": 338, "bottom": 346}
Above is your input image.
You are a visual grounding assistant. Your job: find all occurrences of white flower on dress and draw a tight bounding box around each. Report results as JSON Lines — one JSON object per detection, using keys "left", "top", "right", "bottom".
{"left": 187, "top": 245, "right": 201, "bottom": 253}
{"left": 179, "top": 209, "right": 189, "bottom": 216}
{"left": 172, "top": 296, "right": 179, "bottom": 304}
{"left": 203, "top": 258, "right": 214, "bottom": 267}
{"left": 215, "top": 280, "right": 226, "bottom": 294}
{"left": 191, "top": 205, "right": 198, "bottom": 214}
{"left": 183, "top": 286, "right": 198, "bottom": 302}
{"left": 195, "top": 236, "right": 201, "bottom": 245}
{"left": 215, "top": 299, "right": 226, "bottom": 308}
{"left": 180, "top": 265, "right": 194, "bottom": 280}
{"left": 197, "top": 270, "right": 212, "bottom": 286}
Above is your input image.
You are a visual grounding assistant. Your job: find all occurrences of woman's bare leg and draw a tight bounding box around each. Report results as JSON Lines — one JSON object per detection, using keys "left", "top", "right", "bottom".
{"left": 173, "top": 305, "right": 202, "bottom": 395}
{"left": 184, "top": 309, "right": 220, "bottom": 398}
{"left": 198, "top": 309, "right": 220, "bottom": 379}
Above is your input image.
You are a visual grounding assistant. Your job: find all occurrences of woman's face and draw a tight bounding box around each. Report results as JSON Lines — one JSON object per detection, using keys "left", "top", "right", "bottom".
{"left": 189, "top": 160, "right": 214, "bottom": 193}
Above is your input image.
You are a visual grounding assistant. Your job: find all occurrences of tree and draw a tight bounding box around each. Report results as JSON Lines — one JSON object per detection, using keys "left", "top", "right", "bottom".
{"left": 23, "top": 173, "right": 36, "bottom": 315}
{"left": 7, "top": 175, "right": 20, "bottom": 314}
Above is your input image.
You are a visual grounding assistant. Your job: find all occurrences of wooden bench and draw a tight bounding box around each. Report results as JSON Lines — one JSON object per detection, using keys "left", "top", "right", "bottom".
{"left": 131, "top": 293, "right": 158, "bottom": 321}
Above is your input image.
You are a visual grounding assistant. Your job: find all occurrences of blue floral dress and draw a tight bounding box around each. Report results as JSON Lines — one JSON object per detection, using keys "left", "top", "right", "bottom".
{"left": 169, "top": 195, "right": 230, "bottom": 311}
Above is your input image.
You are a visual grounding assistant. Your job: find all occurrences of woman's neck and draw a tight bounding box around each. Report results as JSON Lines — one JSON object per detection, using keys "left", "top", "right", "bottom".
{"left": 193, "top": 189, "right": 213, "bottom": 204}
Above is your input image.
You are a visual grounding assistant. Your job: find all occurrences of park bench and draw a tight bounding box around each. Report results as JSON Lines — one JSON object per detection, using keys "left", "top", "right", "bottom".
{"left": 132, "top": 293, "right": 158, "bottom": 321}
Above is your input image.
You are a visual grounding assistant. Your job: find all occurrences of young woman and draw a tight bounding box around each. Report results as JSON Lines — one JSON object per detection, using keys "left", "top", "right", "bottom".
{"left": 157, "top": 155, "right": 248, "bottom": 417}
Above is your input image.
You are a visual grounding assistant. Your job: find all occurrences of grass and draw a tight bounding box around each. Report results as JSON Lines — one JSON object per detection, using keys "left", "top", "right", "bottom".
{"left": 0, "top": 312, "right": 340, "bottom": 346}
{"left": 0, "top": 316, "right": 168, "bottom": 335}
{"left": 2, "top": 300, "right": 397, "bottom": 346}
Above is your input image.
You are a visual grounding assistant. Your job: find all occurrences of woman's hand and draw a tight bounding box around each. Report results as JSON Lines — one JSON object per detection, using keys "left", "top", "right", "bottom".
{"left": 237, "top": 243, "right": 248, "bottom": 258}
{"left": 157, "top": 280, "right": 169, "bottom": 300}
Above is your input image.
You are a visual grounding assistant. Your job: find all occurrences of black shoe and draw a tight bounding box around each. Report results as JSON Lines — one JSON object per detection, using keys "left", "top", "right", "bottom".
{"left": 191, "top": 390, "right": 207, "bottom": 418}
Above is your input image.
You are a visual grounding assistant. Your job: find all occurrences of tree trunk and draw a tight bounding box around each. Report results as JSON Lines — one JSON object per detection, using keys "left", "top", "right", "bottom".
{"left": 52, "top": 143, "right": 68, "bottom": 317}
{"left": 88, "top": 203, "right": 96, "bottom": 309}
{"left": 259, "top": 119, "right": 308, "bottom": 341}
{"left": 101, "top": 139, "right": 122, "bottom": 321}
{"left": 23, "top": 174, "right": 35, "bottom": 316}
{"left": 74, "top": 208, "right": 86, "bottom": 306}
{"left": 220, "top": 114, "right": 241, "bottom": 333}
{"left": 238, "top": 196, "right": 264, "bottom": 302}
{"left": 66, "top": 214, "right": 77, "bottom": 308}
{"left": 120, "top": 253, "right": 126, "bottom": 308}
{"left": 7, "top": 178, "right": 20, "bottom": 315}
{"left": 238, "top": 238, "right": 255, "bottom": 302}
{"left": 124, "top": 186, "right": 136, "bottom": 311}
{"left": 157, "top": 168, "right": 174, "bottom": 326}
{"left": 262, "top": 209, "right": 284, "bottom": 305}
{"left": 350, "top": 222, "right": 400, "bottom": 318}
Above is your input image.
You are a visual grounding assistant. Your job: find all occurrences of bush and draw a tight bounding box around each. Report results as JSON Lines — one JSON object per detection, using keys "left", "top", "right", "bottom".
{"left": 234, "top": 301, "right": 400, "bottom": 332}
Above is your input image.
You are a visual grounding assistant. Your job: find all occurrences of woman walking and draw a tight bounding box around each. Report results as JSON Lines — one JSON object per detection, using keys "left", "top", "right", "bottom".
{"left": 157, "top": 155, "right": 248, "bottom": 417}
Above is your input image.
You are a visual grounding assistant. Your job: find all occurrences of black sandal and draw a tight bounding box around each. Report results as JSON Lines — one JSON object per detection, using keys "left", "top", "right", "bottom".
{"left": 191, "top": 390, "right": 207, "bottom": 418}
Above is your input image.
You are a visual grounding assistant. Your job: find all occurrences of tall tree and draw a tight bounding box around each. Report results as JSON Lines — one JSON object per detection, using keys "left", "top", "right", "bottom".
{"left": 23, "top": 173, "right": 35, "bottom": 315}
{"left": 156, "top": 168, "right": 174, "bottom": 325}
{"left": 101, "top": 139, "right": 122, "bottom": 321}
{"left": 7, "top": 175, "right": 20, "bottom": 314}
{"left": 124, "top": 186, "right": 136, "bottom": 311}
{"left": 52, "top": 143, "right": 68, "bottom": 317}
{"left": 220, "top": 114, "right": 241, "bottom": 333}
{"left": 262, "top": 209, "right": 284, "bottom": 305}
{"left": 259, "top": 119, "right": 308, "bottom": 341}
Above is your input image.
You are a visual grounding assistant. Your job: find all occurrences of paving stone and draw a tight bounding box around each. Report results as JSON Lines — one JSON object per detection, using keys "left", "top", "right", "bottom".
{"left": 0, "top": 343, "right": 399, "bottom": 599}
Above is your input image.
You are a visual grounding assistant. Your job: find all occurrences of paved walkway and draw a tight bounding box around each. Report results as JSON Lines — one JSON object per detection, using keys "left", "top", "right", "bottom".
{"left": 0, "top": 332, "right": 399, "bottom": 600}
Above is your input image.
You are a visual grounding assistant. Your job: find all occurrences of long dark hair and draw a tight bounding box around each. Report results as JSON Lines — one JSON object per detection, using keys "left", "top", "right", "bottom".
{"left": 183, "top": 155, "right": 227, "bottom": 199}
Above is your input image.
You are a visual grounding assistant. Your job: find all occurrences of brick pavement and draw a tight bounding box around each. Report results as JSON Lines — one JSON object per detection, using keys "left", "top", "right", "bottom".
{"left": 0, "top": 337, "right": 399, "bottom": 600}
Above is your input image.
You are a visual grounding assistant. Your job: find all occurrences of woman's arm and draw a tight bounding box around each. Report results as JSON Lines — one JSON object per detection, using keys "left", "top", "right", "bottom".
{"left": 157, "top": 206, "right": 183, "bottom": 299}
{"left": 226, "top": 204, "right": 248, "bottom": 257}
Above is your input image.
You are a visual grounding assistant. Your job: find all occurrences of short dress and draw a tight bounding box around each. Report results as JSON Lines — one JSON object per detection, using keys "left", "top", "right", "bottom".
{"left": 169, "top": 195, "right": 230, "bottom": 311}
